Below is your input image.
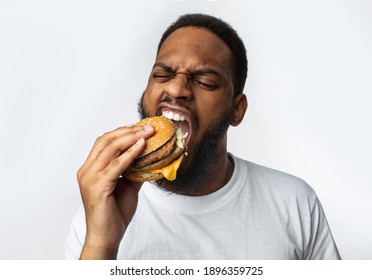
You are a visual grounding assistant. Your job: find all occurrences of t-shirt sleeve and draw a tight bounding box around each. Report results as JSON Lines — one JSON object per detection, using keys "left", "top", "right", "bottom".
{"left": 303, "top": 197, "right": 341, "bottom": 259}
{"left": 65, "top": 205, "right": 86, "bottom": 260}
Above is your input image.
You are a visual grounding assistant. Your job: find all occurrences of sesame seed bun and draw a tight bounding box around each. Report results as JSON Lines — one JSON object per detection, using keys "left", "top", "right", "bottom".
{"left": 136, "top": 116, "right": 176, "bottom": 157}
{"left": 122, "top": 116, "right": 186, "bottom": 182}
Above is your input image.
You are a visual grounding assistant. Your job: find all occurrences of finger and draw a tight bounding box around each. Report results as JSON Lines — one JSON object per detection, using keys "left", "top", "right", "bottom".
{"left": 100, "top": 138, "right": 146, "bottom": 180}
{"left": 86, "top": 125, "right": 146, "bottom": 163}
{"left": 79, "top": 125, "right": 134, "bottom": 173}
{"left": 82, "top": 125, "right": 154, "bottom": 173}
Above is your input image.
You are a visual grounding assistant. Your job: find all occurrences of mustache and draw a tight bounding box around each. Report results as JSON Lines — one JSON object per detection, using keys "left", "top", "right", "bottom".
{"left": 159, "top": 96, "right": 192, "bottom": 112}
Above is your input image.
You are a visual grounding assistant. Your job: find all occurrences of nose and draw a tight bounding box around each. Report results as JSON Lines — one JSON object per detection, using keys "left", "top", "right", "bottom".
{"left": 163, "top": 73, "right": 193, "bottom": 100}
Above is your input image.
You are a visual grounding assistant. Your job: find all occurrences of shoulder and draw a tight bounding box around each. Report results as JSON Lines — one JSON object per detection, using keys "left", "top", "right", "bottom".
{"left": 232, "top": 154, "right": 317, "bottom": 203}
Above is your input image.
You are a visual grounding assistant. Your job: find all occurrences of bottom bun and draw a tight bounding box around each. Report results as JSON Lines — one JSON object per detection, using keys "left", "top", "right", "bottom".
{"left": 123, "top": 170, "right": 164, "bottom": 183}
{"left": 123, "top": 154, "right": 184, "bottom": 183}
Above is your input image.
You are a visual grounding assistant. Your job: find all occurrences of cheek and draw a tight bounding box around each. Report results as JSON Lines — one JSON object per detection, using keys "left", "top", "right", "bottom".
{"left": 142, "top": 89, "right": 160, "bottom": 117}
{"left": 195, "top": 93, "right": 233, "bottom": 123}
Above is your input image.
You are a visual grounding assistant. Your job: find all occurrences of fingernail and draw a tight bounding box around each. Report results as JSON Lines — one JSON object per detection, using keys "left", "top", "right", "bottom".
{"left": 135, "top": 138, "right": 145, "bottom": 145}
{"left": 143, "top": 125, "right": 153, "bottom": 131}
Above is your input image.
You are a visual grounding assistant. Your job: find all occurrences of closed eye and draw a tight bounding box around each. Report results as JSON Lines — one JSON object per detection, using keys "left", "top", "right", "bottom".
{"left": 152, "top": 72, "right": 175, "bottom": 82}
{"left": 192, "top": 78, "right": 218, "bottom": 90}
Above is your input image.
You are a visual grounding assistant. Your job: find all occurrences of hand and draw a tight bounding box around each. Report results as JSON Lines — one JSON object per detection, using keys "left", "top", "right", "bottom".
{"left": 77, "top": 124, "right": 155, "bottom": 259}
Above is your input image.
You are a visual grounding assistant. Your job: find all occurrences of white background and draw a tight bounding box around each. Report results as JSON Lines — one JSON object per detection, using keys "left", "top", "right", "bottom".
{"left": 0, "top": 0, "right": 371, "bottom": 259}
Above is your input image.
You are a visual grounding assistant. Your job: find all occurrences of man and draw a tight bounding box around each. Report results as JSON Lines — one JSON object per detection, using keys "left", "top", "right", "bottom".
{"left": 66, "top": 13, "right": 341, "bottom": 259}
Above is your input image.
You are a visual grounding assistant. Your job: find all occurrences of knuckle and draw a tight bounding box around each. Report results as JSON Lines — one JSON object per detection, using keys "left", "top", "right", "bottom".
{"left": 98, "top": 131, "right": 113, "bottom": 144}
{"left": 100, "top": 132, "right": 110, "bottom": 142}
{"left": 111, "top": 158, "right": 121, "bottom": 167}
{"left": 99, "top": 132, "right": 120, "bottom": 150}
{"left": 79, "top": 175, "right": 97, "bottom": 191}
{"left": 78, "top": 173, "right": 88, "bottom": 188}
{"left": 94, "top": 134, "right": 105, "bottom": 145}
{"left": 102, "top": 168, "right": 110, "bottom": 176}
{"left": 77, "top": 167, "right": 96, "bottom": 189}
{"left": 76, "top": 166, "right": 85, "bottom": 182}
{"left": 101, "top": 159, "right": 120, "bottom": 176}
{"left": 106, "top": 139, "right": 115, "bottom": 148}
{"left": 94, "top": 149, "right": 104, "bottom": 161}
{"left": 76, "top": 169, "right": 82, "bottom": 181}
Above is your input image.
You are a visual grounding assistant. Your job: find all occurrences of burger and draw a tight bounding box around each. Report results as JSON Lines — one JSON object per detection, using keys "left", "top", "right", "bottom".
{"left": 123, "top": 116, "right": 187, "bottom": 182}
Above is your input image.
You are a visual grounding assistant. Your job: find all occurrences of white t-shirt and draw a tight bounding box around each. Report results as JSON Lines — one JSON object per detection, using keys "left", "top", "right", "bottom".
{"left": 65, "top": 154, "right": 341, "bottom": 259}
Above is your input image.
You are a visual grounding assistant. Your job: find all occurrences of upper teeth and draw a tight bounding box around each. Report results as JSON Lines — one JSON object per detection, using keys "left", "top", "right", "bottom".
{"left": 162, "top": 111, "right": 186, "bottom": 121}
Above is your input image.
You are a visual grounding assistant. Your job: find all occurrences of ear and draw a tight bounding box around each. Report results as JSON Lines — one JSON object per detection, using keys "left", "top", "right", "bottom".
{"left": 230, "top": 93, "right": 248, "bottom": 126}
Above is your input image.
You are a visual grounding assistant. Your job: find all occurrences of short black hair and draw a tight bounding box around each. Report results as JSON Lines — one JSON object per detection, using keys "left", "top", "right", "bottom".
{"left": 157, "top": 13, "right": 248, "bottom": 96}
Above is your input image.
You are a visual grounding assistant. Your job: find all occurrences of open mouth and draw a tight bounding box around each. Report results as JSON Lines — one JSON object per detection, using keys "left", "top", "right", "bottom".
{"left": 160, "top": 109, "right": 192, "bottom": 147}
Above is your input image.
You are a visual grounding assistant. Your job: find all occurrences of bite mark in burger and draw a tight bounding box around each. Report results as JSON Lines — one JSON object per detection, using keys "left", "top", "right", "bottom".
{"left": 123, "top": 116, "right": 187, "bottom": 182}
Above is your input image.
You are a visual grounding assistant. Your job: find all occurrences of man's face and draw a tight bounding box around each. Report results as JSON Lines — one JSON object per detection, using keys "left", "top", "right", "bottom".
{"left": 139, "top": 27, "right": 235, "bottom": 194}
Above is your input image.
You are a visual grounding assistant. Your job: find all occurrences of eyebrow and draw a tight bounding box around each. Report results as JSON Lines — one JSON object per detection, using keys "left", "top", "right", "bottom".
{"left": 153, "top": 62, "right": 174, "bottom": 72}
{"left": 153, "top": 62, "right": 222, "bottom": 78}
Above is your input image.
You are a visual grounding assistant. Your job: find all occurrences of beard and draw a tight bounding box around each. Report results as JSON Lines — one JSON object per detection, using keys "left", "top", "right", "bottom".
{"left": 137, "top": 93, "right": 234, "bottom": 195}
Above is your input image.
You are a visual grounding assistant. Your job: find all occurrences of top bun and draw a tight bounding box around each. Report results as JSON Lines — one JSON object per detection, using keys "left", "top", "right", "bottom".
{"left": 136, "top": 116, "right": 176, "bottom": 157}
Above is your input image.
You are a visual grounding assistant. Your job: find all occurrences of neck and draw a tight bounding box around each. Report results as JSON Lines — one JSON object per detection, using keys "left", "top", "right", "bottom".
{"left": 155, "top": 150, "right": 234, "bottom": 197}
{"left": 192, "top": 151, "right": 234, "bottom": 196}
{"left": 155, "top": 134, "right": 234, "bottom": 196}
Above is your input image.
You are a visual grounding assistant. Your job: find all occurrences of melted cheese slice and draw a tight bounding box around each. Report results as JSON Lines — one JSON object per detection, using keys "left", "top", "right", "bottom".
{"left": 151, "top": 155, "right": 184, "bottom": 181}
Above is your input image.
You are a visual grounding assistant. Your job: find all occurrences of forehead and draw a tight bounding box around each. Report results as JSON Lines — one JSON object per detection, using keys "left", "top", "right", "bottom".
{"left": 156, "top": 27, "right": 232, "bottom": 71}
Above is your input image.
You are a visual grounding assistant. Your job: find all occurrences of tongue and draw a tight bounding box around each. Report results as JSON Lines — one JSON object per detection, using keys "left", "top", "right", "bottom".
{"left": 173, "top": 120, "right": 191, "bottom": 143}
